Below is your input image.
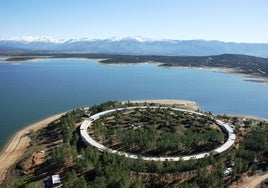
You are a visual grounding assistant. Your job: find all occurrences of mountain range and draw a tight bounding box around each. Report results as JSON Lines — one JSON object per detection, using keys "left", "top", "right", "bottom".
{"left": 1, "top": 36, "right": 268, "bottom": 57}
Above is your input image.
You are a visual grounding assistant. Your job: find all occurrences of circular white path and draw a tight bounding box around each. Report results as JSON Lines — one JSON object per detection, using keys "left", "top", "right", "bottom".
{"left": 80, "top": 106, "right": 236, "bottom": 161}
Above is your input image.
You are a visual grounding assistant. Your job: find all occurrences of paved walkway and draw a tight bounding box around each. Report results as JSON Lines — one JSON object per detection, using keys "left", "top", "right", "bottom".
{"left": 80, "top": 107, "right": 236, "bottom": 161}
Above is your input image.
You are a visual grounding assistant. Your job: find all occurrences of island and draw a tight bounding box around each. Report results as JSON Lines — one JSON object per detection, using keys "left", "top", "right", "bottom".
{"left": 0, "top": 100, "right": 267, "bottom": 188}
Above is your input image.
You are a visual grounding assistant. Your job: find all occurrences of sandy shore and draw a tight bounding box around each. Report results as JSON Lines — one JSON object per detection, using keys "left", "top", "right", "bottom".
{"left": 0, "top": 113, "right": 65, "bottom": 183}
{"left": 128, "top": 99, "right": 199, "bottom": 111}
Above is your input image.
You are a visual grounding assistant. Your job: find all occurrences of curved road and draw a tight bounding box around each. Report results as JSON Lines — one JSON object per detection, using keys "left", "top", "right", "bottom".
{"left": 80, "top": 106, "right": 236, "bottom": 161}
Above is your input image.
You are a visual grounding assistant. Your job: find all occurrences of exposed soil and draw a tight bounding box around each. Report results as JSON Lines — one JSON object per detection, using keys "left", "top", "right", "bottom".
{"left": 0, "top": 113, "right": 64, "bottom": 184}
{"left": 127, "top": 99, "right": 198, "bottom": 111}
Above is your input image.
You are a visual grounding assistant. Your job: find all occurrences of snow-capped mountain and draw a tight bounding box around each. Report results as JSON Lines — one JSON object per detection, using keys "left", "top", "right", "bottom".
{"left": 1, "top": 36, "right": 268, "bottom": 57}
{"left": 108, "top": 36, "right": 152, "bottom": 42}
{"left": 0, "top": 36, "right": 152, "bottom": 43}
{"left": 2, "top": 36, "right": 66, "bottom": 43}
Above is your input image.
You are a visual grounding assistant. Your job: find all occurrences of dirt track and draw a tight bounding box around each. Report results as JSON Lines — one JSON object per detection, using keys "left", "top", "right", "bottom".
{"left": 246, "top": 172, "right": 268, "bottom": 188}
{"left": 0, "top": 113, "right": 64, "bottom": 183}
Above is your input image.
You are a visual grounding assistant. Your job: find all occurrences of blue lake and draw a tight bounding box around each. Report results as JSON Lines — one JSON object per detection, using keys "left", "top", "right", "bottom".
{"left": 0, "top": 58, "right": 268, "bottom": 148}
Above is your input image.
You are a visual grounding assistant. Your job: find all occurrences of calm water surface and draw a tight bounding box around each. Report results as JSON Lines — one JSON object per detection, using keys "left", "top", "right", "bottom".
{"left": 0, "top": 58, "right": 268, "bottom": 148}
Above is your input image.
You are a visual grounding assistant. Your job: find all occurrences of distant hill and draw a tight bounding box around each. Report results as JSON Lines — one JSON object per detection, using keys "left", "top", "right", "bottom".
{"left": 1, "top": 36, "right": 268, "bottom": 57}
{"left": 100, "top": 54, "right": 268, "bottom": 77}
{"left": 2, "top": 52, "right": 268, "bottom": 79}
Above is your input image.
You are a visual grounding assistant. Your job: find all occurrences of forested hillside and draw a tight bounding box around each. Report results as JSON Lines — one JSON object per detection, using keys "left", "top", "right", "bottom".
{"left": 2, "top": 52, "right": 268, "bottom": 78}
{"left": 100, "top": 54, "right": 268, "bottom": 77}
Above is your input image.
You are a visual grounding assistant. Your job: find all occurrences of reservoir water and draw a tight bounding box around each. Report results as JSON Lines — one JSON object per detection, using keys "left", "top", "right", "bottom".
{"left": 0, "top": 58, "right": 268, "bottom": 148}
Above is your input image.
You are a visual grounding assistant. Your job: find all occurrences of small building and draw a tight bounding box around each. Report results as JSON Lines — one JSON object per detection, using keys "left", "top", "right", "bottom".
{"left": 51, "top": 175, "right": 61, "bottom": 187}
{"left": 83, "top": 113, "right": 91, "bottom": 118}
{"left": 223, "top": 167, "right": 233, "bottom": 177}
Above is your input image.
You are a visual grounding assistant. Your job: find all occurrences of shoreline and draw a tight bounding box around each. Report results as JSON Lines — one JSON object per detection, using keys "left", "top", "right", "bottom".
{"left": 99, "top": 60, "right": 268, "bottom": 85}
{"left": 0, "top": 56, "right": 97, "bottom": 63}
{"left": 161, "top": 65, "right": 268, "bottom": 85}
{"left": 1, "top": 56, "right": 268, "bottom": 85}
{"left": 127, "top": 99, "right": 198, "bottom": 111}
{"left": 0, "top": 112, "right": 65, "bottom": 183}
{"left": 0, "top": 113, "right": 65, "bottom": 153}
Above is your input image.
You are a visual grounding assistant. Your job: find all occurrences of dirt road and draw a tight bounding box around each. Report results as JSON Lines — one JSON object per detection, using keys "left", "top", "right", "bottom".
{"left": 246, "top": 172, "right": 268, "bottom": 188}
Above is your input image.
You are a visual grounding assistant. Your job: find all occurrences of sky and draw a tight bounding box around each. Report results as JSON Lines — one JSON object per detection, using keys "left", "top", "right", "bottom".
{"left": 1, "top": 0, "right": 268, "bottom": 43}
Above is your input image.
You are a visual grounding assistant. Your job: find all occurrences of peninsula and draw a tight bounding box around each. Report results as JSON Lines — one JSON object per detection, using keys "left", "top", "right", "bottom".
{"left": 0, "top": 100, "right": 267, "bottom": 188}
{"left": 1, "top": 52, "right": 268, "bottom": 84}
